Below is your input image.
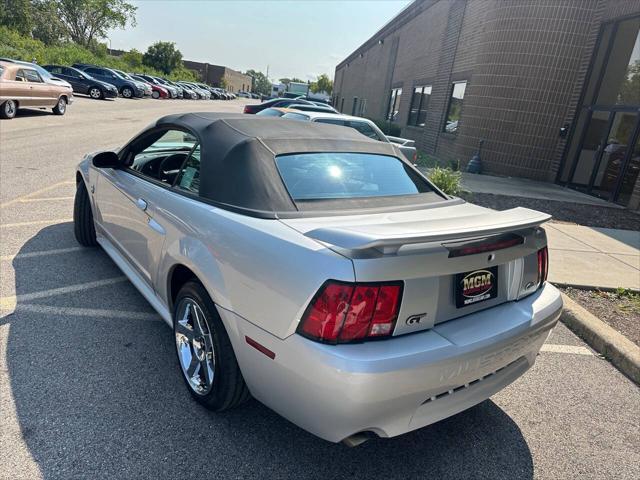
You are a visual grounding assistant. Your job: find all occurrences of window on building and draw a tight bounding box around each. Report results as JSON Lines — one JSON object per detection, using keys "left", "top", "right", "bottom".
{"left": 359, "top": 98, "right": 367, "bottom": 117}
{"left": 351, "top": 97, "right": 358, "bottom": 115}
{"left": 408, "top": 85, "right": 432, "bottom": 127}
{"left": 340, "top": 97, "right": 345, "bottom": 112}
{"left": 386, "top": 87, "right": 402, "bottom": 122}
{"left": 443, "top": 81, "right": 467, "bottom": 133}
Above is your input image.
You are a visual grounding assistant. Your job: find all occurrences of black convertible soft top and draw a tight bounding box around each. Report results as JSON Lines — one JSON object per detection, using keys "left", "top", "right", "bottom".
{"left": 153, "top": 112, "right": 445, "bottom": 217}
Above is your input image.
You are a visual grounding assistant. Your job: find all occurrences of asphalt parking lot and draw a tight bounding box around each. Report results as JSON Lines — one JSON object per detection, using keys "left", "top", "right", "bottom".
{"left": 1, "top": 98, "right": 639, "bottom": 480}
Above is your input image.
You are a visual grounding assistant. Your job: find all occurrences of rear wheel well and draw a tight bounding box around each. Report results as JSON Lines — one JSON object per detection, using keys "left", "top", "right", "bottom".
{"left": 169, "top": 265, "right": 198, "bottom": 311}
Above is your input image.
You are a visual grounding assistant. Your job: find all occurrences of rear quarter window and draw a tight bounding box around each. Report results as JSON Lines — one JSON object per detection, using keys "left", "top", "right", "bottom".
{"left": 275, "top": 152, "right": 432, "bottom": 201}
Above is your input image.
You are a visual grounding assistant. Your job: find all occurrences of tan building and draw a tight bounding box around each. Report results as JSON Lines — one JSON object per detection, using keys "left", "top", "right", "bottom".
{"left": 334, "top": 0, "right": 640, "bottom": 210}
{"left": 182, "top": 61, "right": 252, "bottom": 92}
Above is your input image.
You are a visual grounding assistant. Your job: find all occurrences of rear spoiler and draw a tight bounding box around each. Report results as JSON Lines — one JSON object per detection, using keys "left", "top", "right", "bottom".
{"left": 304, "top": 207, "right": 551, "bottom": 252}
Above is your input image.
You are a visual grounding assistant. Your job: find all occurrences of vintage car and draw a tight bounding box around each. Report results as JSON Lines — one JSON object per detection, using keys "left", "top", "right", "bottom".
{"left": 73, "top": 114, "right": 562, "bottom": 445}
{"left": 0, "top": 60, "right": 73, "bottom": 119}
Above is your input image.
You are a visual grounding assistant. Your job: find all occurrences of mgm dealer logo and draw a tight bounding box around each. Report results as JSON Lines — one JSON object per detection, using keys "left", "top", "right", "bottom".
{"left": 456, "top": 267, "right": 498, "bottom": 307}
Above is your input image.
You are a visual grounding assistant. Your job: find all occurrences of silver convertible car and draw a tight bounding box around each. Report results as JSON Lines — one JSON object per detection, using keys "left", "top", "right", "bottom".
{"left": 74, "top": 113, "right": 562, "bottom": 445}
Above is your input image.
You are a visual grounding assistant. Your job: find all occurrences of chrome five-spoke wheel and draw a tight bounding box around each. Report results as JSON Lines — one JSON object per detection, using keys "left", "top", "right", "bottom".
{"left": 175, "top": 298, "right": 215, "bottom": 395}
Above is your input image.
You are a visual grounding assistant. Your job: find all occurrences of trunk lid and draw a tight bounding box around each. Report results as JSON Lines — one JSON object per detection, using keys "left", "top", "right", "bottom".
{"left": 281, "top": 202, "right": 550, "bottom": 336}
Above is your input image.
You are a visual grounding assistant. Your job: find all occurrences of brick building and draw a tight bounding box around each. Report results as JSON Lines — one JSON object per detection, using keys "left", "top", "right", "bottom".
{"left": 334, "top": 0, "right": 640, "bottom": 209}
{"left": 182, "top": 61, "right": 252, "bottom": 92}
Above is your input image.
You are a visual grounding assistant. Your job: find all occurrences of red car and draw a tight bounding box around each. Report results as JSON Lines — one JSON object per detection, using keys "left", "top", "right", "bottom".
{"left": 130, "top": 74, "right": 169, "bottom": 99}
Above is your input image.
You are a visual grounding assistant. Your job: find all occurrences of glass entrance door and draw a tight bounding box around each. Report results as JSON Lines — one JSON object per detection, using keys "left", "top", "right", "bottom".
{"left": 569, "top": 110, "right": 640, "bottom": 200}
{"left": 560, "top": 15, "right": 640, "bottom": 206}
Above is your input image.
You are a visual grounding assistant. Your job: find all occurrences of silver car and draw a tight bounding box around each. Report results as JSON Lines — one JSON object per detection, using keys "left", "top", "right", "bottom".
{"left": 74, "top": 113, "right": 562, "bottom": 445}
{"left": 281, "top": 110, "right": 418, "bottom": 162}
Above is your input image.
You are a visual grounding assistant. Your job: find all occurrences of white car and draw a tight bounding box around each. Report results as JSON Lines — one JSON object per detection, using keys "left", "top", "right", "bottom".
{"left": 281, "top": 110, "right": 418, "bottom": 162}
{"left": 74, "top": 113, "right": 562, "bottom": 445}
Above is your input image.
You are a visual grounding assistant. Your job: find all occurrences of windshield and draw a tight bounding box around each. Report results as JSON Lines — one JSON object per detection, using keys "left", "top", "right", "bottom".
{"left": 275, "top": 153, "right": 433, "bottom": 201}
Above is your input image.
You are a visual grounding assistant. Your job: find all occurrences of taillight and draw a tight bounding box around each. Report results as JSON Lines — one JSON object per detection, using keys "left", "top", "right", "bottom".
{"left": 297, "top": 281, "right": 403, "bottom": 344}
{"left": 537, "top": 247, "right": 548, "bottom": 286}
{"left": 243, "top": 105, "right": 250, "bottom": 113}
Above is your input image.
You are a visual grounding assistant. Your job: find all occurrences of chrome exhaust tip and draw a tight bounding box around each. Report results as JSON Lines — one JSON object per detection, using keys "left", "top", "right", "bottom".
{"left": 341, "top": 432, "right": 373, "bottom": 447}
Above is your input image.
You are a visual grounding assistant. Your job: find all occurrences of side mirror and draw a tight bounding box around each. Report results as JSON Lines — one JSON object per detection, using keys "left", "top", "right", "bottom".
{"left": 92, "top": 151, "right": 121, "bottom": 169}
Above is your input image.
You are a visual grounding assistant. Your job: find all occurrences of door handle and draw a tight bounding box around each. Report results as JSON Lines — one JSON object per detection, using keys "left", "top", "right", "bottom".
{"left": 136, "top": 198, "right": 147, "bottom": 211}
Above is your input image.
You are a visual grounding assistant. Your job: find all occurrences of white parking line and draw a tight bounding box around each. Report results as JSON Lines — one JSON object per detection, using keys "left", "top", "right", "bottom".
{"left": 10, "top": 303, "right": 161, "bottom": 321}
{"left": 0, "top": 181, "right": 75, "bottom": 208}
{"left": 0, "top": 247, "right": 85, "bottom": 262}
{"left": 0, "top": 218, "right": 73, "bottom": 228}
{"left": 0, "top": 276, "right": 127, "bottom": 310}
{"left": 16, "top": 196, "right": 74, "bottom": 203}
{"left": 541, "top": 344, "right": 594, "bottom": 356}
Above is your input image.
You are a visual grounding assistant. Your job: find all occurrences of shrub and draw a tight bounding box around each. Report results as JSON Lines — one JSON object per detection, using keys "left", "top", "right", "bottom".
{"left": 0, "top": 26, "right": 198, "bottom": 81}
{"left": 428, "top": 167, "right": 462, "bottom": 196}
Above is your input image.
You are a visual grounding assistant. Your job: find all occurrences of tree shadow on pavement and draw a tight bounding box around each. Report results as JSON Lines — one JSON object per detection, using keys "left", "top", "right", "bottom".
{"left": 5, "top": 223, "right": 534, "bottom": 480}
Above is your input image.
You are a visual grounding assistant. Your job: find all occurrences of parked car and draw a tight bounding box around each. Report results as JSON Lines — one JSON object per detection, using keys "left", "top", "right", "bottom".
{"left": 129, "top": 74, "right": 168, "bottom": 99}
{"left": 255, "top": 107, "right": 288, "bottom": 117}
{"left": 0, "top": 58, "right": 73, "bottom": 90}
{"left": 243, "top": 97, "right": 314, "bottom": 114}
{"left": 112, "top": 69, "right": 152, "bottom": 97}
{"left": 0, "top": 61, "right": 73, "bottom": 119}
{"left": 187, "top": 82, "right": 213, "bottom": 99}
{"left": 137, "top": 74, "right": 180, "bottom": 99}
{"left": 213, "top": 88, "right": 229, "bottom": 100}
{"left": 180, "top": 82, "right": 210, "bottom": 100}
{"left": 73, "top": 113, "right": 561, "bottom": 445}
{"left": 42, "top": 65, "right": 118, "bottom": 100}
{"left": 193, "top": 82, "right": 218, "bottom": 98}
{"left": 175, "top": 82, "right": 198, "bottom": 99}
{"left": 286, "top": 103, "right": 338, "bottom": 113}
{"left": 156, "top": 78, "right": 188, "bottom": 99}
{"left": 73, "top": 64, "right": 144, "bottom": 98}
{"left": 281, "top": 111, "right": 418, "bottom": 161}
{"left": 237, "top": 91, "right": 252, "bottom": 98}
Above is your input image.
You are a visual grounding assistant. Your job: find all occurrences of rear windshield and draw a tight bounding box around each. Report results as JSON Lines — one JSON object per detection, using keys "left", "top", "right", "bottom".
{"left": 275, "top": 153, "right": 433, "bottom": 201}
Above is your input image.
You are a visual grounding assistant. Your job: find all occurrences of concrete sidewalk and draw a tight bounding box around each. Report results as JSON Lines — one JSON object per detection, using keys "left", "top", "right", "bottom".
{"left": 461, "top": 172, "right": 617, "bottom": 207}
{"left": 547, "top": 223, "right": 640, "bottom": 290}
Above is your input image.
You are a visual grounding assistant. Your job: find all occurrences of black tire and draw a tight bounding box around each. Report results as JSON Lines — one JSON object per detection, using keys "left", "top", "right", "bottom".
{"left": 52, "top": 96, "right": 67, "bottom": 115}
{"left": 73, "top": 180, "right": 97, "bottom": 247}
{"left": 1, "top": 100, "right": 17, "bottom": 119}
{"left": 152, "top": 90, "right": 160, "bottom": 99}
{"left": 174, "top": 281, "right": 250, "bottom": 411}
{"left": 121, "top": 86, "right": 133, "bottom": 98}
{"left": 89, "top": 86, "right": 104, "bottom": 100}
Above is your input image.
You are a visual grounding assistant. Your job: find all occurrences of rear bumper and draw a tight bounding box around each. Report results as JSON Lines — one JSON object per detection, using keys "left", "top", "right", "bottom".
{"left": 220, "top": 283, "right": 562, "bottom": 443}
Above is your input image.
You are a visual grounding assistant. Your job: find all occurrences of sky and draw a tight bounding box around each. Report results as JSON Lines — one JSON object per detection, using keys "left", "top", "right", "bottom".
{"left": 108, "top": 0, "right": 412, "bottom": 82}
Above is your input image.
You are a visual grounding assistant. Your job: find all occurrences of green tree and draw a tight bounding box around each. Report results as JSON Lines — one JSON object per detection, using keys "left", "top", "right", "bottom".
{"left": 0, "top": 0, "right": 33, "bottom": 36}
{"left": 279, "top": 77, "right": 304, "bottom": 85}
{"left": 121, "top": 47, "right": 143, "bottom": 70}
{"left": 31, "top": 0, "right": 65, "bottom": 45}
{"left": 619, "top": 60, "right": 640, "bottom": 105}
{"left": 245, "top": 69, "right": 271, "bottom": 96}
{"left": 310, "top": 74, "right": 333, "bottom": 95}
{"left": 55, "top": 0, "right": 137, "bottom": 47}
{"left": 143, "top": 41, "right": 182, "bottom": 74}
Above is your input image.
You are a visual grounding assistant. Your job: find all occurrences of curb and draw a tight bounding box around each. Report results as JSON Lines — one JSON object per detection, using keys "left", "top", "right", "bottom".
{"left": 553, "top": 282, "right": 640, "bottom": 294}
{"left": 560, "top": 293, "right": 640, "bottom": 384}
